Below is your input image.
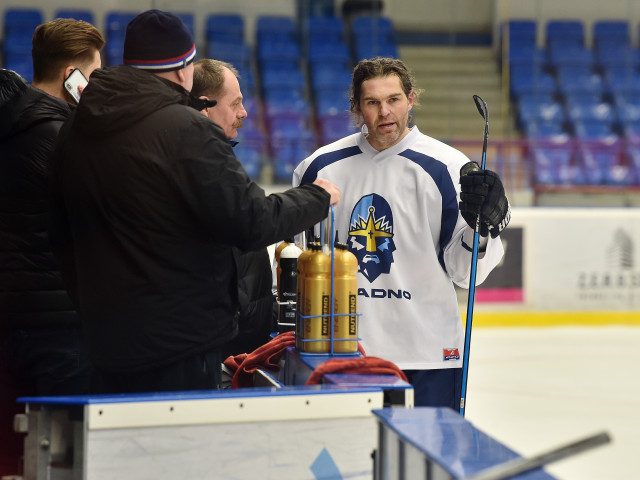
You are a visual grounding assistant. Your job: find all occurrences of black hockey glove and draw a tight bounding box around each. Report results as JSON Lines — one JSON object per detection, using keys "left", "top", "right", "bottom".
{"left": 459, "top": 161, "right": 511, "bottom": 238}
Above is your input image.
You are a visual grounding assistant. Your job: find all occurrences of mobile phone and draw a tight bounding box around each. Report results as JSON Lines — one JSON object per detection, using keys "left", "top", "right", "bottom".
{"left": 63, "top": 68, "right": 88, "bottom": 104}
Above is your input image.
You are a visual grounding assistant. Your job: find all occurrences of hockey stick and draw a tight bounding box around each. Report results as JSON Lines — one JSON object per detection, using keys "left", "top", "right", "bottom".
{"left": 459, "top": 94, "right": 489, "bottom": 417}
{"left": 463, "top": 431, "right": 611, "bottom": 480}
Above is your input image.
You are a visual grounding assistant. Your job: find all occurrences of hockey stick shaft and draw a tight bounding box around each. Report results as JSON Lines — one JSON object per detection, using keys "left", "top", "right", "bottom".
{"left": 460, "top": 95, "right": 489, "bottom": 417}
{"left": 463, "top": 431, "right": 611, "bottom": 480}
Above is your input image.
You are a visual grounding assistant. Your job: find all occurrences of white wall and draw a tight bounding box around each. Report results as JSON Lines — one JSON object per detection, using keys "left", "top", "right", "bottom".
{"left": 496, "top": 207, "right": 640, "bottom": 312}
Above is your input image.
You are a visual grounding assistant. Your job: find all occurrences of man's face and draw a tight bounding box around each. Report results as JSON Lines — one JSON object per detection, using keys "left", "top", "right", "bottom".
{"left": 357, "top": 74, "right": 414, "bottom": 152}
{"left": 205, "top": 67, "right": 247, "bottom": 140}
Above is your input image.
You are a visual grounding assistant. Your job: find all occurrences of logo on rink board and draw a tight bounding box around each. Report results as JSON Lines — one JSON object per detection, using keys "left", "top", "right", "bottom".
{"left": 347, "top": 193, "right": 396, "bottom": 283}
{"left": 443, "top": 348, "right": 460, "bottom": 361}
{"left": 578, "top": 228, "right": 640, "bottom": 302}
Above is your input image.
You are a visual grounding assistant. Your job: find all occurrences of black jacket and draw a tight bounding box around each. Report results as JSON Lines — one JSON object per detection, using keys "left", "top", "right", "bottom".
{"left": 221, "top": 247, "right": 275, "bottom": 359}
{"left": 0, "top": 69, "right": 78, "bottom": 331}
{"left": 50, "top": 66, "right": 330, "bottom": 373}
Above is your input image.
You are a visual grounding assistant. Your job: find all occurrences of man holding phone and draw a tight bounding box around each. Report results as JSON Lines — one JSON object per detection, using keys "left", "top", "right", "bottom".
{"left": 49, "top": 10, "right": 339, "bottom": 395}
{"left": 0, "top": 17, "right": 104, "bottom": 473}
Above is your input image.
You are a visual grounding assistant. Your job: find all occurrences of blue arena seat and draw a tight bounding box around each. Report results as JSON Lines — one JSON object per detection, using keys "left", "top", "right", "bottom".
{"left": 505, "top": 19, "right": 537, "bottom": 48}
{"left": 545, "top": 19, "right": 584, "bottom": 48}
{"left": 263, "top": 91, "right": 310, "bottom": 123}
{"left": 207, "top": 42, "right": 252, "bottom": 69}
{"left": 354, "top": 42, "right": 398, "bottom": 61}
{"left": 236, "top": 66, "right": 256, "bottom": 95}
{"left": 256, "top": 16, "right": 297, "bottom": 43}
{"left": 350, "top": 14, "right": 397, "bottom": 62}
{"left": 517, "top": 95, "right": 565, "bottom": 126}
{"left": 206, "top": 14, "right": 244, "bottom": 44}
{"left": 310, "top": 67, "right": 352, "bottom": 93}
{"left": 603, "top": 66, "right": 640, "bottom": 95}
{"left": 105, "top": 11, "right": 137, "bottom": 36}
{"left": 257, "top": 39, "right": 302, "bottom": 70}
{"left": 2, "top": 35, "right": 32, "bottom": 60}
{"left": 596, "top": 45, "right": 640, "bottom": 71}
{"left": 556, "top": 66, "right": 604, "bottom": 96}
{"left": 510, "top": 69, "right": 556, "bottom": 99}
{"left": 308, "top": 42, "right": 352, "bottom": 70}
{"left": 351, "top": 14, "right": 394, "bottom": 38}
{"left": 615, "top": 91, "right": 640, "bottom": 125}
{"left": 565, "top": 96, "right": 614, "bottom": 124}
{"left": 233, "top": 144, "right": 263, "bottom": 180}
{"left": 305, "top": 16, "right": 345, "bottom": 46}
{"left": 2, "top": 8, "right": 43, "bottom": 81}
{"left": 527, "top": 135, "right": 582, "bottom": 185}
{"left": 507, "top": 44, "right": 546, "bottom": 69}
{"left": 523, "top": 119, "right": 569, "bottom": 140}
{"left": 3, "top": 8, "right": 43, "bottom": 36}
{"left": 572, "top": 119, "right": 618, "bottom": 143}
{"left": 315, "top": 87, "right": 350, "bottom": 114}
{"left": 318, "top": 114, "right": 356, "bottom": 144}
{"left": 261, "top": 66, "right": 306, "bottom": 96}
{"left": 593, "top": 20, "right": 629, "bottom": 47}
{"left": 3, "top": 57, "right": 33, "bottom": 83}
{"left": 271, "top": 127, "right": 316, "bottom": 182}
{"left": 547, "top": 45, "right": 594, "bottom": 68}
{"left": 54, "top": 9, "right": 94, "bottom": 23}
{"left": 104, "top": 11, "right": 139, "bottom": 66}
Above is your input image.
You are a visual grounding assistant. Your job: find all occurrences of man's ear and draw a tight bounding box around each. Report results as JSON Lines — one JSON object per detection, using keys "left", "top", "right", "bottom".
{"left": 175, "top": 68, "right": 186, "bottom": 85}
{"left": 63, "top": 65, "right": 76, "bottom": 81}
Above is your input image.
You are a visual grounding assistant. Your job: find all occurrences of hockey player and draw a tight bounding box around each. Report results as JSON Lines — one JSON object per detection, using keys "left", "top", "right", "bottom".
{"left": 293, "top": 57, "right": 510, "bottom": 409}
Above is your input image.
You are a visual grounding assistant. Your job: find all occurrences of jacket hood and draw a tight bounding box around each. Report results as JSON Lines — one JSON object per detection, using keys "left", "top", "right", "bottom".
{"left": 0, "top": 69, "right": 71, "bottom": 140}
{"left": 73, "top": 66, "right": 200, "bottom": 136}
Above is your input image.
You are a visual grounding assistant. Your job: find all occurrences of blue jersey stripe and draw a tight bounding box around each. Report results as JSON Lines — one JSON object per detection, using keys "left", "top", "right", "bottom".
{"left": 399, "top": 149, "right": 459, "bottom": 271}
{"left": 300, "top": 145, "right": 362, "bottom": 184}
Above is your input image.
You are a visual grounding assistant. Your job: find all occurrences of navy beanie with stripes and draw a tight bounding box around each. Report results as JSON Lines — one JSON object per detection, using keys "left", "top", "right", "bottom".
{"left": 123, "top": 9, "right": 196, "bottom": 73}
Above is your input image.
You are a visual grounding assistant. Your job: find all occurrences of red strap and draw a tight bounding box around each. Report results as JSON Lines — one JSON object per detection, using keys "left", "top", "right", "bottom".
{"left": 304, "top": 356, "right": 408, "bottom": 385}
{"left": 230, "top": 331, "right": 296, "bottom": 388}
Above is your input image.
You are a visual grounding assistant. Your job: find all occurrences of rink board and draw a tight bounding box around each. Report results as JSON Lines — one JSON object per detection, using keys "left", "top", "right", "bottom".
{"left": 19, "top": 386, "right": 383, "bottom": 480}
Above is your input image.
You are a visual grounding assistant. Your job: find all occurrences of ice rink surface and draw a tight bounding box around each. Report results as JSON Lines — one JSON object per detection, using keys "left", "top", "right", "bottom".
{"left": 464, "top": 326, "right": 640, "bottom": 480}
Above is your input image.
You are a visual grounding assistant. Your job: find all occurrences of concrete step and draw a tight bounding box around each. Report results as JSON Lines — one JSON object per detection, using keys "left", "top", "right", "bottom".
{"left": 397, "top": 44, "right": 513, "bottom": 139}
{"left": 410, "top": 64, "right": 499, "bottom": 77}
{"left": 423, "top": 74, "right": 502, "bottom": 89}
{"left": 422, "top": 89, "right": 505, "bottom": 105}
{"left": 414, "top": 112, "right": 515, "bottom": 138}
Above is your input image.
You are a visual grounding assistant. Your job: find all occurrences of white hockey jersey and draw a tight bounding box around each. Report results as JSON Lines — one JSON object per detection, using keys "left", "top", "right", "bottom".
{"left": 292, "top": 126, "right": 504, "bottom": 370}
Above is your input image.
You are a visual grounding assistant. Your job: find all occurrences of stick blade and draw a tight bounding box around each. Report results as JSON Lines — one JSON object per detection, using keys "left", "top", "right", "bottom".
{"left": 473, "top": 94, "right": 488, "bottom": 121}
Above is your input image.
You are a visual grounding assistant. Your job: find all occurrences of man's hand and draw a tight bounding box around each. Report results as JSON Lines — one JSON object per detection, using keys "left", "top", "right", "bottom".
{"left": 313, "top": 178, "right": 341, "bottom": 206}
{"left": 459, "top": 161, "right": 510, "bottom": 238}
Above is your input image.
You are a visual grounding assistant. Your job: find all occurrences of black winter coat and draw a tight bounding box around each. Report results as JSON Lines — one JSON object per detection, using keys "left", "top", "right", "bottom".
{"left": 50, "top": 66, "right": 330, "bottom": 373}
{"left": 0, "top": 69, "right": 78, "bottom": 331}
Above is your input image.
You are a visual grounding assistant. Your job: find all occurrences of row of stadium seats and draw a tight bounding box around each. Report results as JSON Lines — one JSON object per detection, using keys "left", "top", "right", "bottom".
{"left": 504, "top": 19, "right": 640, "bottom": 187}
{"left": 1, "top": 8, "right": 398, "bottom": 182}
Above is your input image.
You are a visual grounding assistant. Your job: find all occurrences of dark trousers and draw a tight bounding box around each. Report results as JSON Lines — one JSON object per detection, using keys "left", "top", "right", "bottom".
{"left": 1, "top": 325, "right": 92, "bottom": 476}
{"left": 92, "top": 350, "right": 223, "bottom": 394}
{"left": 403, "top": 368, "right": 462, "bottom": 410}
{"left": 2, "top": 325, "right": 93, "bottom": 396}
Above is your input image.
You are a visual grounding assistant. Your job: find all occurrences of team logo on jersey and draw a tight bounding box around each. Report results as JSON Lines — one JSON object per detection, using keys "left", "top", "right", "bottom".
{"left": 443, "top": 348, "right": 460, "bottom": 361}
{"left": 347, "top": 194, "right": 396, "bottom": 282}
